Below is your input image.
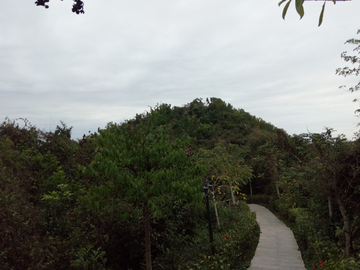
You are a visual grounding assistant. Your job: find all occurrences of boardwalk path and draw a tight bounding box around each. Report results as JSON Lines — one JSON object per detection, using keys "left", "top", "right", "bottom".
{"left": 248, "top": 204, "right": 306, "bottom": 270}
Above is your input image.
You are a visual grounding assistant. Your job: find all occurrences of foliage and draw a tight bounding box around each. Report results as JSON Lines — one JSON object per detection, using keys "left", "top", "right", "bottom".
{"left": 70, "top": 245, "right": 107, "bottom": 270}
{"left": 336, "top": 29, "right": 360, "bottom": 117}
{"left": 279, "top": 0, "right": 339, "bottom": 26}
{"left": 0, "top": 118, "right": 96, "bottom": 269}
{"left": 3, "top": 97, "right": 360, "bottom": 269}
{"left": 197, "top": 143, "right": 253, "bottom": 199}
{"left": 0, "top": 119, "right": 56, "bottom": 269}
{"left": 81, "top": 106, "right": 206, "bottom": 270}
{"left": 305, "top": 129, "right": 360, "bottom": 256}
{"left": 256, "top": 130, "right": 360, "bottom": 268}
{"left": 157, "top": 201, "right": 260, "bottom": 270}
{"left": 35, "top": 0, "right": 85, "bottom": 14}
{"left": 169, "top": 98, "right": 276, "bottom": 148}
{"left": 34, "top": 0, "right": 351, "bottom": 26}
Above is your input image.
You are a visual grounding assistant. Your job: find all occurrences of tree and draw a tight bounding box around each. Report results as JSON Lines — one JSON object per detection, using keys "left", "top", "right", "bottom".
{"left": 279, "top": 0, "right": 348, "bottom": 27}
{"left": 0, "top": 118, "right": 86, "bottom": 269}
{"left": 197, "top": 143, "right": 253, "bottom": 228}
{"left": 305, "top": 129, "right": 360, "bottom": 256}
{"left": 246, "top": 126, "right": 280, "bottom": 195}
{"left": 253, "top": 140, "right": 284, "bottom": 198}
{"left": 336, "top": 29, "right": 360, "bottom": 116}
{"left": 81, "top": 106, "right": 205, "bottom": 270}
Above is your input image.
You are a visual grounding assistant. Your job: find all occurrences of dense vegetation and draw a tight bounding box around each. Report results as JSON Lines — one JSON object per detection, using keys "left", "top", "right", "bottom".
{"left": 1, "top": 97, "right": 360, "bottom": 269}
{"left": 251, "top": 128, "right": 360, "bottom": 270}
{"left": 0, "top": 99, "right": 260, "bottom": 270}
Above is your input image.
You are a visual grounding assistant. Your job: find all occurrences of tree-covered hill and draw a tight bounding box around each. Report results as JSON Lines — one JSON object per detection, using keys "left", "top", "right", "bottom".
{"left": 1, "top": 97, "right": 359, "bottom": 269}
{"left": 149, "top": 97, "right": 277, "bottom": 148}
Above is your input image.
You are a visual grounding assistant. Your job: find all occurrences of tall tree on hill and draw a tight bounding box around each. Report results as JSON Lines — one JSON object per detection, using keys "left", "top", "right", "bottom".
{"left": 81, "top": 106, "right": 205, "bottom": 270}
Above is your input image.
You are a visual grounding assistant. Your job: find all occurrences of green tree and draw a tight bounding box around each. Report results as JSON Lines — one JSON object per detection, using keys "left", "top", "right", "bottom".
{"left": 81, "top": 106, "right": 205, "bottom": 270}
{"left": 197, "top": 143, "right": 252, "bottom": 227}
{"left": 253, "top": 141, "right": 284, "bottom": 198}
{"left": 0, "top": 118, "right": 72, "bottom": 269}
{"left": 305, "top": 129, "right": 360, "bottom": 256}
{"left": 246, "top": 126, "right": 279, "bottom": 195}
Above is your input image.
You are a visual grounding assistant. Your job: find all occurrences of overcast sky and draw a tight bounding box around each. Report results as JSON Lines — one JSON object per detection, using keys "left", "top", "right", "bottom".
{"left": 1, "top": 0, "right": 360, "bottom": 140}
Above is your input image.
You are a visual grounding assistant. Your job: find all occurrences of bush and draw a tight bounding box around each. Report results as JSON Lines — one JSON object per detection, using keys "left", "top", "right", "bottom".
{"left": 155, "top": 201, "right": 259, "bottom": 270}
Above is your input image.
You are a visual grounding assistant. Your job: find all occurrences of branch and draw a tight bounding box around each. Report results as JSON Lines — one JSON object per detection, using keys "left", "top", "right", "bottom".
{"left": 35, "top": 0, "right": 85, "bottom": 14}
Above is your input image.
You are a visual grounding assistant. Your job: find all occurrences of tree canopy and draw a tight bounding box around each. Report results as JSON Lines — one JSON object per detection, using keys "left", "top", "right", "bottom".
{"left": 81, "top": 105, "right": 205, "bottom": 270}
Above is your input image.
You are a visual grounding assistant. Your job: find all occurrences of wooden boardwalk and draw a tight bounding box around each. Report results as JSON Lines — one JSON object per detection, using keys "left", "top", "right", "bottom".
{"left": 248, "top": 204, "right": 306, "bottom": 270}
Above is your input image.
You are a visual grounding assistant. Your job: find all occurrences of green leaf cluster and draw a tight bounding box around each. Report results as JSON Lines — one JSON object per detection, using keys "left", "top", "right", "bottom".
{"left": 279, "top": 0, "right": 337, "bottom": 26}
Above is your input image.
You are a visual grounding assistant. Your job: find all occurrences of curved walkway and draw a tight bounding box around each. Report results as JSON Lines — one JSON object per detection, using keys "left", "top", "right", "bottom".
{"left": 248, "top": 204, "right": 306, "bottom": 270}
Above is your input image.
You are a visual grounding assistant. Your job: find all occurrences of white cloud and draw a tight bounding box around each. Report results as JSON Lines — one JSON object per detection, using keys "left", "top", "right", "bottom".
{"left": 0, "top": 0, "right": 359, "bottom": 139}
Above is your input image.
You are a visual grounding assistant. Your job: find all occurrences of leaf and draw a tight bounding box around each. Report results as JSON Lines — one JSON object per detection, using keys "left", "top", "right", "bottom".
{"left": 278, "top": 0, "right": 287, "bottom": 6}
{"left": 282, "top": 0, "right": 292, "bottom": 20}
{"left": 318, "top": 2, "right": 325, "bottom": 27}
{"left": 295, "top": 0, "right": 305, "bottom": 19}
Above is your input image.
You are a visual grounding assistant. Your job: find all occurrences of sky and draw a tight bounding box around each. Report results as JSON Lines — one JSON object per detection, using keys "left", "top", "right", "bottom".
{"left": 1, "top": 0, "right": 360, "bottom": 140}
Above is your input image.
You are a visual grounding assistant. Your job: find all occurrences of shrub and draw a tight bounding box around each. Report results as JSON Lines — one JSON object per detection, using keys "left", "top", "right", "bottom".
{"left": 157, "top": 201, "right": 260, "bottom": 270}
